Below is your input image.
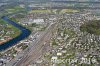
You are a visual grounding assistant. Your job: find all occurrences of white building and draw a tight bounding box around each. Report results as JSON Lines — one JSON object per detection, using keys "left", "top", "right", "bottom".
{"left": 33, "top": 19, "right": 44, "bottom": 24}
{"left": 57, "top": 52, "right": 62, "bottom": 56}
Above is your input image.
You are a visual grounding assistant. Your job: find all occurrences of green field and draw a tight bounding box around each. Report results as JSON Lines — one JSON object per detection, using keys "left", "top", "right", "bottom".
{"left": 5, "top": 6, "right": 25, "bottom": 13}
{"left": 29, "top": 9, "right": 51, "bottom": 13}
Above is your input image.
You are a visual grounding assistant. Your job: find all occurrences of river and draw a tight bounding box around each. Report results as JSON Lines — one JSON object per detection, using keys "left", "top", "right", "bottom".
{"left": 0, "top": 16, "right": 31, "bottom": 51}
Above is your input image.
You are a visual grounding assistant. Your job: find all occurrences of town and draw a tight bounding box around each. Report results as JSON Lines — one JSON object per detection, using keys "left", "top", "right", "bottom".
{"left": 0, "top": 0, "right": 100, "bottom": 66}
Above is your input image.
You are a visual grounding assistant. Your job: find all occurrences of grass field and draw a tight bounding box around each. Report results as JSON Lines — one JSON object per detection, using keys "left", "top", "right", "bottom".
{"left": 60, "top": 9, "right": 79, "bottom": 13}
